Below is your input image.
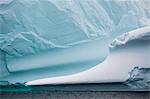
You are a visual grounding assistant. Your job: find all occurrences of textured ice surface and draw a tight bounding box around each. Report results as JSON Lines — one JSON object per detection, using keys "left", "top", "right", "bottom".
{"left": 0, "top": 0, "right": 150, "bottom": 57}
{"left": 0, "top": 50, "right": 9, "bottom": 77}
{"left": 110, "top": 26, "right": 150, "bottom": 48}
{"left": 125, "top": 67, "right": 150, "bottom": 89}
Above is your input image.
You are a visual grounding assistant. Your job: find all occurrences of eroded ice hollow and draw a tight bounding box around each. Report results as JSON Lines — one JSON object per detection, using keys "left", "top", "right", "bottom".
{"left": 26, "top": 27, "right": 150, "bottom": 86}
{"left": 0, "top": 0, "right": 150, "bottom": 84}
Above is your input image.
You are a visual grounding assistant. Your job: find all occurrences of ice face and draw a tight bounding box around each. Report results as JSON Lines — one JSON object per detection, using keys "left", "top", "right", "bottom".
{"left": 125, "top": 67, "right": 150, "bottom": 89}
{"left": 0, "top": 50, "right": 9, "bottom": 77}
{"left": 0, "top": 0, "right": 149, "bottom": 57}
{"left": 0, "top": 0, "right": 150, "bottom": 84}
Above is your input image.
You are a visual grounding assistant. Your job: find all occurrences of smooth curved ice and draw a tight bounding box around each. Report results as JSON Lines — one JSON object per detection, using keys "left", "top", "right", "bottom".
{"left": 27, "top": 32, "right": 150, "bottom": 86}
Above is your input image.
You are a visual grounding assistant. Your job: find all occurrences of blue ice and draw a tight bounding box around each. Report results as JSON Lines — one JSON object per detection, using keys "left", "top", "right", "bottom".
{"left": 0, "top": 0, "right": 149, "bottom": 84}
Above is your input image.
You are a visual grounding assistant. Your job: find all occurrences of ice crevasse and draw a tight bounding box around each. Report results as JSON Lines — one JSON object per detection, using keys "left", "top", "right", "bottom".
{"left": 0, "top": 0, "right": 150, "bottom": 84}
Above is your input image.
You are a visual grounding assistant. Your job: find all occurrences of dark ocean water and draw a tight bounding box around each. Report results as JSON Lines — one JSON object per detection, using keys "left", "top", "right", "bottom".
{"left": 0, "top": 83, "right": 149, "bottom": 92}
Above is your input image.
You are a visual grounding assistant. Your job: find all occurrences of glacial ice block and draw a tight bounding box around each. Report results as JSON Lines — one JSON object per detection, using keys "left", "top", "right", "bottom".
{"left": 0, "top": 0, "right": 150, "bottom": 84}
{"left": 125, "top": 67, "right": 150, "bottom": 89}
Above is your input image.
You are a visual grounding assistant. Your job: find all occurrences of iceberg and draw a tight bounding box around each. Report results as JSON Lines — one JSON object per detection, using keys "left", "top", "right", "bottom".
{"left": 0, "top": 0, "right": 150, "bottom": 85}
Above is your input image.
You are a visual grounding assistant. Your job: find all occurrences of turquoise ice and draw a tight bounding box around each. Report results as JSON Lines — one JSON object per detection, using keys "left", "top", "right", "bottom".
{"left": 0, "top": 0, "right": 149, "bottom": 84}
